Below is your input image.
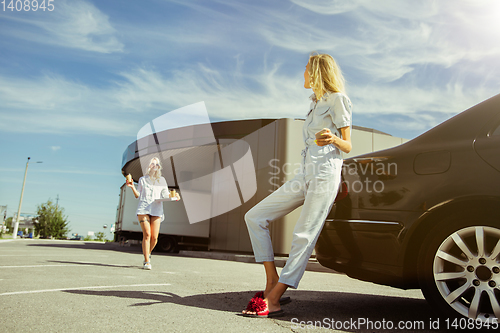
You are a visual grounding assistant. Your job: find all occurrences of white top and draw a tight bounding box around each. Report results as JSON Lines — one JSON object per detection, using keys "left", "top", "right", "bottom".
{"left": 303, "top": 92, "right": 352, "bottom": 154}
{"left": 136, "top": 175, "right": 168, "bottom": 221}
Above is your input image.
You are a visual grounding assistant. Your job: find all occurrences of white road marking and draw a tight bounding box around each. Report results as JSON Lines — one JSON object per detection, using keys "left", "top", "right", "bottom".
{"left": 0, "top": 283, "right": 171, "bottom": 296}
{"left": 0, "top": 264, "right": 84, "bottom": 268}
{"left": 0, "top": 254, "right": 108, "bottom": 257}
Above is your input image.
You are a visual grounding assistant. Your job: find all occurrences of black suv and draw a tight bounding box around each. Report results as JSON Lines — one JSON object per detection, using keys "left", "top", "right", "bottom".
{"left": 315, "top": 93, "right": 500, "bottom": 322}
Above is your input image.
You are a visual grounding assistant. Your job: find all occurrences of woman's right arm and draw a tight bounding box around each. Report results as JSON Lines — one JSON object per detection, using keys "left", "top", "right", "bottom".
{"left": 127, "top": 180, "right": 140, "bottom": 199}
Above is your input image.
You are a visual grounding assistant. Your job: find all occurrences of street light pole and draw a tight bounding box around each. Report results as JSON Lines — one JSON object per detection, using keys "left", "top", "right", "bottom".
{"left": 13, "top": 157, "right": 42, "bottom": 239}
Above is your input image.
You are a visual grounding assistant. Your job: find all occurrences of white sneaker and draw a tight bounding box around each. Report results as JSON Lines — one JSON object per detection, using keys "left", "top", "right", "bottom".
{"left": 143, "top": 262, "right": 151, "bottom": 270}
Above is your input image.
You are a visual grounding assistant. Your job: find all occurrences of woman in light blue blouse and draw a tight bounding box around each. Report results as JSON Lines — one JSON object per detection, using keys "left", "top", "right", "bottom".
{"left": 243, "top": 53, "right": 352, "bottom": 317}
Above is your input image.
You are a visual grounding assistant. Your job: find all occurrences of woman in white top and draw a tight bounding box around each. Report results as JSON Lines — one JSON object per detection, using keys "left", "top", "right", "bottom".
{"left": 127, "top": 157, "right": 179, "bottom": 269}
{"left": 243, "top": 53, "right": 352, "bottom": 317}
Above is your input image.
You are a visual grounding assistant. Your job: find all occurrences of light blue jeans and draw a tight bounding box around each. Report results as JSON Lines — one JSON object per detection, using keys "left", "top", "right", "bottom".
{"left": 245, "top": 145, "right": 343, "bottom": 289}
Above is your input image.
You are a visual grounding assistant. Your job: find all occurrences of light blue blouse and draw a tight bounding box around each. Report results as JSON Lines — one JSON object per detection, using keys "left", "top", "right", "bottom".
{"left": 136, "top": 175, "right": 168, "bottom": 220}
{"left": 303, "top": 92, "right": 352, "bottom": 149}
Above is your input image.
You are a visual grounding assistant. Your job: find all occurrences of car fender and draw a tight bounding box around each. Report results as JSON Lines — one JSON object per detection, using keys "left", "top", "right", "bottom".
{"left": 400, "top": 195, "right": 500, "bottom": 286}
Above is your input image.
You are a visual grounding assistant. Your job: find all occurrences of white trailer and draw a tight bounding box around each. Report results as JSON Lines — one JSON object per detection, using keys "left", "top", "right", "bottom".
{"left": 117, "top": 117, "right": 407, "bottom": 254}
{"left": 115, "top": 183, "right": 210, "bottom": 252}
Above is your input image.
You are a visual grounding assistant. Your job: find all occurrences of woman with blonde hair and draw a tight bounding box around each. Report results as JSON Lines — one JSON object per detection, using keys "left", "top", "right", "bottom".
{"left": 127, "top": 157, "right": 179, "bottom": 269}
{"left": 243, "top": 53, "right": 352, "bottom": 317}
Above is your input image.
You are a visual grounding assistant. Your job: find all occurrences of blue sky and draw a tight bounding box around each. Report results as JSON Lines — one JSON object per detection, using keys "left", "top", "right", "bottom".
{"left": 1, "top": 0, "right": 499, "bottom": 237}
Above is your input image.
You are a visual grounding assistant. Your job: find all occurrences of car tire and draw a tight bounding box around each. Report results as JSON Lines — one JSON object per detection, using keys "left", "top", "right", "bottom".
{"left": 158, "top": 235, "right": 178, "bottom": 253}
{"left": 418, "top": 213, "right": 500, "bottom": 322}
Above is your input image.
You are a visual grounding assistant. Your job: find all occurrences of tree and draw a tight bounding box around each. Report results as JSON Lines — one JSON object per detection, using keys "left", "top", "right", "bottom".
{"left": 95, "top": 231, "right": 106, "bottom": 241}
{"left": 4, "top": 217, "right": 12, "bottom": 233}
{"left": 35, "top": 200, "right": 69, "bottom": 239}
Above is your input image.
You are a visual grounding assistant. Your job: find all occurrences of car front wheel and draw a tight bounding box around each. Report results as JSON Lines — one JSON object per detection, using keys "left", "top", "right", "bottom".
{"left": 418, "top": 217, "right": 500, "bottom": 322}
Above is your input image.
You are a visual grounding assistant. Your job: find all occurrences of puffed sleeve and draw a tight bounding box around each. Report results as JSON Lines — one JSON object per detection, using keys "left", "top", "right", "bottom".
{"left": 137, "top": 177, "right": 143, "bottom": 195}
{"left": 160, "top": 177, "right": 168, "bottom": 189}
{"left": 329, "top": 94, "right": 352, "bottom": 130}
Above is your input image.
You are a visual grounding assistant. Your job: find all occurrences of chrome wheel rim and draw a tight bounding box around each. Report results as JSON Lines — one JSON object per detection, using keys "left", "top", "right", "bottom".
{"left": 433, "top": 226, "right": 500, "bottom": 321}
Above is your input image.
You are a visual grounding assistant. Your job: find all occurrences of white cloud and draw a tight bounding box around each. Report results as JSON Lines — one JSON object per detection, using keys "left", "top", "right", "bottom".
{"left": 0, "top": 72, "right": 89, "bottom": 110}
{"left": 289, "top": 0, "right": 360, "bottom": 15}
{"left": 0, "top": 61, "right": 308, "bottom": 136}
{"left": 0, "top": 55, "right": 496, "bottom": 139}
{"left": 0, "top": 73, "right": 136, "bottom": 136}
{"left": 111, "top": 63, "right": 310, "bottom": 122}
{"left": 50, "top": 146, "right": 61, "bottom": 152}
{"left": 0, "top": 0, "right": 123, "bottom": 53}
{"left": 349, "top": 80, "right": 495, "bottom": 135}
{"left": 267, "top": 0, "right": 500, "bottom": 84}
{"left": 0, "top": 0, "right": 498, "bottom": 140}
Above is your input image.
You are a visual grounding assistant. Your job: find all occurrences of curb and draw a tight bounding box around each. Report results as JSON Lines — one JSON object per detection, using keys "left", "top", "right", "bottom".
{"left": 179, "top": 250, "right": 338, "bottom": 274}
{"left": 0, "top": 239, "right": 16, "bottom": 243}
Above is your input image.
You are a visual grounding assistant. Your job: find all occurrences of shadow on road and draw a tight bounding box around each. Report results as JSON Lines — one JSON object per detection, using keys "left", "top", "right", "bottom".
{"left": 47, "top": 260, "right": 139, "bottom": 269}
{"left": 62, "top": 288, "right": 452, "bottom": 332}
{"left": 26, "top": 241, "right": 174, "bottom": 256}
{"left": 28, "top": 242, "right": 140, "bottom": 252}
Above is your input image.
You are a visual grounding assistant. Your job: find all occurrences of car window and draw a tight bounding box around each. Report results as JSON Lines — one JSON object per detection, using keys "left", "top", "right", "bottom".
{"left": 492, "top": 122, "right": 500, "bottom": 136}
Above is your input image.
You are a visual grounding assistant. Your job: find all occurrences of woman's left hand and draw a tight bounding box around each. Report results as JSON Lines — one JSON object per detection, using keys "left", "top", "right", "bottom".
{"left": 315, "top": 128, "right": 335, "bottom": 146}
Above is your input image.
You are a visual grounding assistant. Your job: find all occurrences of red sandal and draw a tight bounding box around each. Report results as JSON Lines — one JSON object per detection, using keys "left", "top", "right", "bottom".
{"left": 253, "top": 291, "right": 291, "bottom": 305}
{"left": 243, "top": 296, "right": 284, "bottom": 318}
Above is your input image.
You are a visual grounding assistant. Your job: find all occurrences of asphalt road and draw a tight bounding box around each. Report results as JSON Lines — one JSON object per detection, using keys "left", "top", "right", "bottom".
{"left": 0, "top": 239, "right": 464, "bottom": 332}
